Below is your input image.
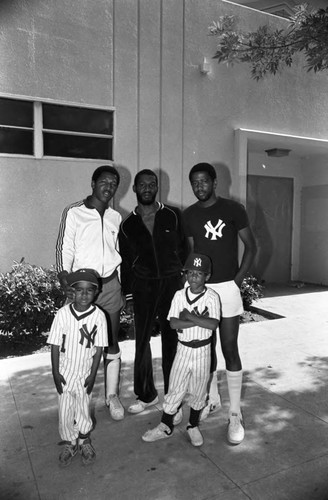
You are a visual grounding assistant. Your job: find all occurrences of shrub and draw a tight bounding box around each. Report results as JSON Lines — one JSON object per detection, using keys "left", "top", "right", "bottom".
{"left": 0, "top": 259, "right": 65, "bottom": 338}
{"left": 240, "top": 275, "right": 264, "bottom": 310}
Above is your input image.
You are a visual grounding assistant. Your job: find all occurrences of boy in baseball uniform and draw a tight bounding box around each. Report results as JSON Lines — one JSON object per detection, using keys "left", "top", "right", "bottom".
{"left": 48, "top": 268, "right": 108, "bottom": 467}
{"left": 142, "top": 253, "right": 220, "bottom": 447}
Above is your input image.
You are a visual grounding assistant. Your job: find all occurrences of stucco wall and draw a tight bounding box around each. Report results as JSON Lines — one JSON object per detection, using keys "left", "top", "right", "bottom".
{"left": 1, "top": 0, "right": 328, "bottom": 271}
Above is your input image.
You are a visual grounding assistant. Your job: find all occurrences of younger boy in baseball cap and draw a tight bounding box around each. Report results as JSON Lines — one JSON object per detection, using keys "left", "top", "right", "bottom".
{"left": 142, "top": 253, "right": 221, "bottom": 447}
{"left": 47, "top": 268, "right": 108, "bottom": 466}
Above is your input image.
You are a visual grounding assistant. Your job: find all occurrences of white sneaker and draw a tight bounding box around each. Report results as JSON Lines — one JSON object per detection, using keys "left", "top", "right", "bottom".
{"left": 142, "top": 422, "right": 173, "bottom": 442}
{"left": 108, "top": 394, "right": 124, "bottom": 421}
{"left": 187, "top": 425, "right": 203, "bottom": 447}
{"left": 173, "top": 407, "right": 183, "bottom": 426}
{"left": 199, "top": 396, "right": 221, "bottom": 422}
{"left": 227, "top": 412, "right": 245, "bottom": 444}
{"left": 128, "top": 396, "right": 159, "bottom": 414}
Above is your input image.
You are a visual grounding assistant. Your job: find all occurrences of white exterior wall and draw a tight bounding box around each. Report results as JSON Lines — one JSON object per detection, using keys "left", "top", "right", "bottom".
{"left": 0, "top": 0, "right": 328, "bottom": 272}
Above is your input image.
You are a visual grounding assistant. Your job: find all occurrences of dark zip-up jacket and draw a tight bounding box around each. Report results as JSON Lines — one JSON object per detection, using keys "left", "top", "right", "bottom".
{"left": 119, "top": 202, "right": 188, "bottom": 298}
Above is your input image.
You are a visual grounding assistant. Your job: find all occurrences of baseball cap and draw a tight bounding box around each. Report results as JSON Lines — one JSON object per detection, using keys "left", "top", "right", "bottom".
{"left": 66, "top": 268, "right": 100, "bottom": 287}
{"left": 183, "top": 253, "right": 211, "bottom": 274}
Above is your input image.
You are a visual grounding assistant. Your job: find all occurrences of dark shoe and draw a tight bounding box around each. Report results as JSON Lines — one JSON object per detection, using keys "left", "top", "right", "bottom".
{"left": 59, "top": 442, "right": 78, "bottom": 467}
{"left": 79, "top": 438, "right": 96, "bottom": 465}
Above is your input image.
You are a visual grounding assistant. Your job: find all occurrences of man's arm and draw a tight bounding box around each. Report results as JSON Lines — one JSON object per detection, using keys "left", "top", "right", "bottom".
{"left": 56, "top": 207, "right": 77, "bottom": 299}
{"left": 234, "top": 226, "right": 257, "bottom": 287}
{"left": 118, "top": 224, "right": 135, "bottom": 301}
{"left": 175, "top": 208, "right": 190, "bottom": 265}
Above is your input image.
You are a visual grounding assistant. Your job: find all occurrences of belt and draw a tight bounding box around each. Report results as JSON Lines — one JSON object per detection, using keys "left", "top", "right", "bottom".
{"left": 102, "top": 270, "right": 118, "bottom": 284}
{"left": 179, "top": 337, "right": 212, "bottom": 348}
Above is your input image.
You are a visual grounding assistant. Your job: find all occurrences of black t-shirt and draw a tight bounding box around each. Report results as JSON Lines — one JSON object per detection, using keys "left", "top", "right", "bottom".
{"left": 183, "top": 197, "right": 249, "bottom": 283}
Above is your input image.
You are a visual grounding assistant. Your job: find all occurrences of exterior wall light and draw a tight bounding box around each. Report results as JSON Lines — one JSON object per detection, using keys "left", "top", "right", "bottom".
{"left": 199, "top": 57, "right": 211, "bottom": 75}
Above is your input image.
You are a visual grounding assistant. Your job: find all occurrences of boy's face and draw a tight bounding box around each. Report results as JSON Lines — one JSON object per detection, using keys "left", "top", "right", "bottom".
{"left": 186, "top": 269, "right": 209, "bottom": 293}
{"left": 72, "top": 281, "right": 98, "bottom": 311}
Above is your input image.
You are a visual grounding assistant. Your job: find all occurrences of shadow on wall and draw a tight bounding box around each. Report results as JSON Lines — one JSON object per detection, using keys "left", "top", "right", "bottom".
{"left": 160, "top": 169, "right": 175, "bottom": 207}
{"left": 213, "top": 162, "right": 232, "bottom": 199}
{"left": 160, "top": 162, "right": 234, "bottom": 208}
{"left": 112, "top": 163, "right": 132, "bottom": 221}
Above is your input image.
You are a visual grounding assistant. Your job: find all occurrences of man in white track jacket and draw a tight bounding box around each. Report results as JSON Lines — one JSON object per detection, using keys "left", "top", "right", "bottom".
{"left": 56, "top": 165, "right": 125, "bottom": 422}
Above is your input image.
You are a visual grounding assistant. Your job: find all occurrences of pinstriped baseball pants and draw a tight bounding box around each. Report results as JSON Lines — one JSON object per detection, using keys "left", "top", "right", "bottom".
{"left": 163, "top": 342, "right": 211, "bottom": 413}
{"left": 58, "top": 376, "right": 92, "bottom": 442}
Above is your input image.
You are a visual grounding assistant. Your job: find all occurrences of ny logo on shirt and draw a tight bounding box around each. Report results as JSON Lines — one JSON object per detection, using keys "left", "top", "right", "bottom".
{"left": 192, "top": 306, "right": 209, "bottom": 317}
{"left": 204, "top": 219, "right": 226, "bottom": 240}
{"left": 79, "top": 324, "right": 97, "bottom": 348}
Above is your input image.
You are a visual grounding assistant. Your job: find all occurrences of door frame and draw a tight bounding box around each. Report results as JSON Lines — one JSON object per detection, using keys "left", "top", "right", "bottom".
{"left": 234, "top": 128, "right": 328, "bottom": 282}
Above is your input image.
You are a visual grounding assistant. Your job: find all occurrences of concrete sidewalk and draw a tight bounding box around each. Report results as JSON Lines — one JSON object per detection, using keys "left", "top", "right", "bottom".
{"left": 1, "top": 284, "right": 328, "bottom": 500}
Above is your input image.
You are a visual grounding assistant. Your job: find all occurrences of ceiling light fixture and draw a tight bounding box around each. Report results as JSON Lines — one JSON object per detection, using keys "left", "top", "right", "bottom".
{"left": 265, "top": 148, "right": 291, "bottom": 157}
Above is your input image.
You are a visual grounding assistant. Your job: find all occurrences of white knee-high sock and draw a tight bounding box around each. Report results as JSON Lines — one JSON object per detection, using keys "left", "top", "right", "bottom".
{"left": 226, "top": 369, "right": 242, "bottom": 414}
{"left": 208, "top": 370, "right": 221, "bottom": 404}
{"left": 105, "top": 351, "right": 121, "bottom": 404}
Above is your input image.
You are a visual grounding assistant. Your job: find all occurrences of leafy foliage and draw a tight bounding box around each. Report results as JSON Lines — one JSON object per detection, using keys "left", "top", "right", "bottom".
{"left": 209, "top": 4, "right": 328, "bottom": 80}
{"left": 0, "top": 259, "right": 65, "bottom": 338}
{"left": 240, "top": 275, "right": 264, "bottom": 309}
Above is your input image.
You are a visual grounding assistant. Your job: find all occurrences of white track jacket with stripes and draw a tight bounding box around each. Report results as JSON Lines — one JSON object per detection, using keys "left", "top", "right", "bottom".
{"left": 56, "top": 199, "right": 122, "bottom": 278}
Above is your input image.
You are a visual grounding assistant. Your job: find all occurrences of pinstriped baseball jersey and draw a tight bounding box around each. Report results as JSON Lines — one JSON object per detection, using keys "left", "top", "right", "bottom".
{"left": 47, "top": 303, "right": 108, "bottom": 385}
{"left": 167, "top": 286, "right": 221, "bottom": 342}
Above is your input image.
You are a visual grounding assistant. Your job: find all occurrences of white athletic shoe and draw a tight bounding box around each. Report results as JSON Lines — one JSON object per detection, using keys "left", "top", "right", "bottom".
{"left": 173, "top": 407, "right": 183, "bottom": 426}
{"left": 128, "top": 396, "right": 159, "bottom": 414}
{"left": 187, "top": 425, "right": 203, "bottom": 447}
{"left": 108, "top": 394, "right": 124, "bottom": 421}
{"left": 227, "top": 412, "right": 245, "bottom": 444}
{"left": 142, "top": 422, "right": 173, "bottom": 442}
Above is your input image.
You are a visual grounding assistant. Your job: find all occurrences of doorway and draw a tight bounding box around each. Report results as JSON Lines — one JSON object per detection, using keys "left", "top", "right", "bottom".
{"left": 247, "top": 175, "right": 293, "bottom": 283}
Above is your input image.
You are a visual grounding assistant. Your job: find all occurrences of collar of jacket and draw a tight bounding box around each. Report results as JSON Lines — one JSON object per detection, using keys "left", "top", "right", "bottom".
{"left": 133, "top": 201, "right": 164, "bottom": 216}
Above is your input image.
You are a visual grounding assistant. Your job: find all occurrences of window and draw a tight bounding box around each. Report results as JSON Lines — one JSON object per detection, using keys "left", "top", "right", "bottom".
{"left": 0, "top": 98, "right": 34, "bottom": 155}
{"left": 0, "top": 97, "right": 114, "bottom": 160}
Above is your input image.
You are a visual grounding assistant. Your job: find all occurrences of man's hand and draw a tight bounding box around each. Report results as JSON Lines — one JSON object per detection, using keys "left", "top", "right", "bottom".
{"left": 53, "top": 372, "right": 66, "bottom": 395}
{"left": 58, "top": 272, "right": 75, "bottom": 301}
{"left": 84, "top": 375, "right": 96, "bottom": 395}
{"left": 124, "top": 297, "right": 134, "bottom": 316}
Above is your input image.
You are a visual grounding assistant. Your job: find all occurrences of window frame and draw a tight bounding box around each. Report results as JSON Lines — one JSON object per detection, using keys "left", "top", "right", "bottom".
{"left": 0, "top": 94, "right": 115, "bottom": 162}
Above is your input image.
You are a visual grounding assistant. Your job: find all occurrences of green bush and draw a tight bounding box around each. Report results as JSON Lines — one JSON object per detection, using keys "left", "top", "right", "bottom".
{"left": 240, "top": 275, "right": 264, "bottom": 310}
{"left": 0, "top": 259, "right": 65, "bottom": 338}
{"left": 0, "top": 261, "right": 263, "bottom": 341}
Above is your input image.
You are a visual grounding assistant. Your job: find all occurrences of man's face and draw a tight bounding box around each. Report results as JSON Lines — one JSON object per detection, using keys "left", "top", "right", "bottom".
{"left": 190, "top": 171, "right": 216, "bottom": 202}
{"left": 91, "top": 172, "right": 119, "bottom": 205}
{"left": 133, "top": 174, "right": 158, "bottom": 205}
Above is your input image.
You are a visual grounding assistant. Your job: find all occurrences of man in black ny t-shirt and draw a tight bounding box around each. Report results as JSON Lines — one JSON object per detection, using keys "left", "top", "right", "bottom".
{"left": 183, "top": 163, "right": 256, "bottom": 444}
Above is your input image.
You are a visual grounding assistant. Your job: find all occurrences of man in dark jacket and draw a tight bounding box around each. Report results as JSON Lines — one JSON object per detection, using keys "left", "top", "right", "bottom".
{"left": 119, "top": 169, "right": 188, "bottom": 414}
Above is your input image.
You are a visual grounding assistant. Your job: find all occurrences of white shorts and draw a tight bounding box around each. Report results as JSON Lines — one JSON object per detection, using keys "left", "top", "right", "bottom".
{"left": 207, "top": 280, "right": 243, "bottom": 318}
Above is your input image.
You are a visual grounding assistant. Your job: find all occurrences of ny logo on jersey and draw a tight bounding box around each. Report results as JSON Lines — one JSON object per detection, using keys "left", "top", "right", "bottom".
{"left": 204, "top": 219, "right": 226, "bottom": 240}
{"left": 79, "top": 324, "right": 97, "bottom": 348}
{"left": 192, "top": 306, "right": 209, "bottom": 317}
